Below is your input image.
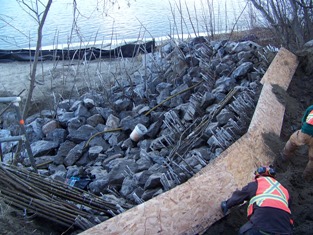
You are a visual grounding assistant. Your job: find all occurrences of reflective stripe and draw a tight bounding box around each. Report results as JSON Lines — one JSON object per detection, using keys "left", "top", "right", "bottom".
{"left": 247, "top": 177, "right": 291, "bottom": 217}
{"left": 249, "top": 193, "right": 289, "bottom": 207}
{"left": 306, "top": 110, "right": 313, "bottom": 125}
{"left": 264, "top": 177, "right": 287, "bottom": 202}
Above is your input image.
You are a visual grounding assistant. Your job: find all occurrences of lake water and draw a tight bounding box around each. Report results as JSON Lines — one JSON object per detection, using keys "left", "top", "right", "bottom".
{"left": 0, "top": 0, "right": 250, "bottom": 50}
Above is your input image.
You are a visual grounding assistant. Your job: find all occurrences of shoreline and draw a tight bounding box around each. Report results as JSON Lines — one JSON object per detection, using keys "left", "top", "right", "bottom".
{"left": 0, "top": 27, "right": 276, "bottom": 105}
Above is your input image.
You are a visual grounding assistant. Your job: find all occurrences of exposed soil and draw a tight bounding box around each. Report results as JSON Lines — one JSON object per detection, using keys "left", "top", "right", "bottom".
{"left": 204, "top": 67, "right": 313, "bottom": 235}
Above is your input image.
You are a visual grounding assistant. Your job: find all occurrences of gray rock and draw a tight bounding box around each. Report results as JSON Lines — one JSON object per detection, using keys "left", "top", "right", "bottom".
{"left": 136, "top": 156, "right": 153, "bottom": 171}
{"left": 57, "top": 111, "right": 75, "bottom": 126}
{"left": 75, "top": 152, "right": 91, "bottom": 166}
{"left": 231, "top": 62, "right": 253, "bottom": 79}
{"left": 156, "top": 88, "right": 170, "bottom": 106}
{"left": 215, "top": 76, "right": 236, "bottom": 91}
{"left": 135, "top": 171, "right": 152, "bottom": 187}
{"left": 215, "top": 62, "right": 230, "bottom": 76}
{"left": 144, "top": 173, "right": 163, "bottom": 190}
{"left": 102, "top": 153, "right": 123, "bottom": 166}
{"left": 35, "top": 155, "right": 55, "bottom": 169}
{"left": 108, "top": 132, "right": 127, "bottom": 146}
{"left": 107, "top": 159, "right": 138, "bottom": 185}
{"left": 30, "top": 140, "right": 59, "bottom": 158}
{"left": 83, "top": 98, "right": 95, "bottom": 109}
{"left": 120, "top": 176, "right": 138, "bottom": 197}
{"left": 88, "top": 178, "right": 109, "bottom": 195}
{"left": 2, "top": 152, "right": 14, "bottom": 165}
{"left": 146, "top": 121, "right": 162, "bottom": 139}
{"left": 89, "top": 146, "right": 103, "bottom": 160}
{"left": 106, "top": 114, "right": 120, "bottom": 128}
{"left": 87, "top": 114, "right": 105, "bottom": 127}
{"left": 74, "top": 103, "right": 91, "bottom": 118}
{"left": 54, "top": 140, "right": 76, "bottom": 164}
{"left": 142, "top": 188, "right": 163, "bottom": 201}
{"left": 49, "top": 170, "right": 66, "bottom": 183}
{"left": 57, "top": 99, "right": 75, "bottom": 111}
{"left": 40, "top": 110, "right": 56, "bottom": 118}
{"left": 201, "top": 92, "right": 215, "bottom": 108}
{"left": 42, "top": 120, "right": 59, "bottom": 136}
{"left": 216, "top": 109, "right": 235, "bottom": 126}
{"left": 66, "top": 166, "right": 84, "bottom": 178}
{"left": 230, "top": 41, "right": 260, "bottom": 53}
{"left": 67, "top": 124, "right": 97, "bottom": 143}
{"left": 121, "top": 138, "right": 135, "bottom": 149}
{"left": 26, "top": 118, "right": 44, "bottom": 142}
{"left": 64, "top": 142, "right": 86, "bottom": 166}
{"left": 95, "top": 107, "right": 113, "bottom": 121}
{"left": 46, "top": 128, "right": 67, "bottom": 145}
{"left": 48, "top": 164, "right": 66, "bottom": 175}
{"left": 87, "top": 166, "right": 108, "bottom": 180}
{"left": 0, "top": 129, "right": 17, "bottom": 153}
{"left": 114, "top": 98, "right": 132, "bottom": 112}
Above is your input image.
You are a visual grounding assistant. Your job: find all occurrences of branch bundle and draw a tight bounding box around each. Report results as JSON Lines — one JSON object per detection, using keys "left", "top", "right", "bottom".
{"left": 0, "top": 164, "right": 128, "bottom": 230}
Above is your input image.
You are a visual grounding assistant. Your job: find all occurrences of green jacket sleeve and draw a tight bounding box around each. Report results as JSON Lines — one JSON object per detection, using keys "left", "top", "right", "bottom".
{"left": 302, "top": 105, "right": 313, "bottom": 124}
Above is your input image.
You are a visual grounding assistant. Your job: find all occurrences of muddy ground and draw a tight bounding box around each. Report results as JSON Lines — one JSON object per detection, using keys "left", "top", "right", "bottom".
{"left": 204, "top": 68, "right": 313, "bottom": 235}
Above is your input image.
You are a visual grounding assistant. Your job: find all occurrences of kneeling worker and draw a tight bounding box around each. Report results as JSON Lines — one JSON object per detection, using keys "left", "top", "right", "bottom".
{"left": 221, "top": 166, "right": 294, "bottom": 235}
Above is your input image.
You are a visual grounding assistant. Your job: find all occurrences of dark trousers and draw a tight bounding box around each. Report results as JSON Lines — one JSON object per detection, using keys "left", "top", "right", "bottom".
{"left": 240, "top": 227, "right": 273, "bottom": 235}
{"left": 239, "top": 221, "right": 279, "bottom": 235}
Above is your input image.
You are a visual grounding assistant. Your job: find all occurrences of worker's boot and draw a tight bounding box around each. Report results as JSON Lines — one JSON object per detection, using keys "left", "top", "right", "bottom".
{"left": 281, "top": 140, "right": 298, "bottom": 161}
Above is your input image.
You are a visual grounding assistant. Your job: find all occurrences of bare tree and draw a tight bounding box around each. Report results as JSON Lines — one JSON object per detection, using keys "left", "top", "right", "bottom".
{"left": 249, "top": 0, "right": 313, "bottom": 51}
{"left": 18, "top": 0, "right": 52, "bottom": 119}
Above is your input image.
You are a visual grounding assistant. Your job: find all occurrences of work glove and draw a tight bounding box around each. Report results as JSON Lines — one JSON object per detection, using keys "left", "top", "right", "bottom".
{"left": 221, "top": 201, "right": 228, "bottom": 215}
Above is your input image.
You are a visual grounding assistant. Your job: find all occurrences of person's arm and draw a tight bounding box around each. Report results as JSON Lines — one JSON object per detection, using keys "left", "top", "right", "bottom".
{"left": 226, "top": 181, "right": 257, "bottom": 208}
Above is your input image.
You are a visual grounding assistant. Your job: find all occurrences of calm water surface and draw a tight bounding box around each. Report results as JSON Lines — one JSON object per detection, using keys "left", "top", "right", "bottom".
{"left": 0, "top": 0, "right": 248, "bottom": 49}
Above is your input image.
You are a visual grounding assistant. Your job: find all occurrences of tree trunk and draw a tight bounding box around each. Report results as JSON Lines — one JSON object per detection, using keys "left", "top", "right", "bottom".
{"left": 22, "top": 0, "right": 53, "bottom": 119}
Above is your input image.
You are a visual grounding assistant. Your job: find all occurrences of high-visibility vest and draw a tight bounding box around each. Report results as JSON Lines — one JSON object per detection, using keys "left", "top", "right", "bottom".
{"left": 247, "top": 177, "right": 291, "bottom": 218}
{"left": 306, "top": 110, "right": 313, "bottom": 125}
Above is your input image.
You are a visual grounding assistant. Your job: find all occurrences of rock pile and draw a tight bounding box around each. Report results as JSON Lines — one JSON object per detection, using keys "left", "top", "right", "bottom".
{"left": 0, "top": 37, "right": 276, "bottom": 222}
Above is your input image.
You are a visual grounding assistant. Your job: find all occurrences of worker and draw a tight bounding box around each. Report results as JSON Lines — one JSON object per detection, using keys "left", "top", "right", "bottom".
{"left": 281, "top": 105, "right": 313, "bottom": 180}
{"left": 221, "top": 166, "right": 293, "bottom": 235}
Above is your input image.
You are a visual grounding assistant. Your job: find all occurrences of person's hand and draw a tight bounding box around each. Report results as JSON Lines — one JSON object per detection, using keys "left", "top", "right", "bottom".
{"left": 221, "top": 201, "right": 228, "bottom": 215}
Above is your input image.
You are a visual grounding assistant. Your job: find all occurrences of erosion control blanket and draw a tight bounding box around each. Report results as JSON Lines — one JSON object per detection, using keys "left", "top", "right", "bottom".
{"left": 0, "top": 40, "right": 155, "bottom": 62}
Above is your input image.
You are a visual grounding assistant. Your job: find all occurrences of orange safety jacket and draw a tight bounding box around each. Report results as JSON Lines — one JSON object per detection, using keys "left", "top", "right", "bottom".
{"left": 247, "top": 177, "right": 291, "bottom": 219}
{"left": 306, "top": 110, "right": 313, "bottom": 125}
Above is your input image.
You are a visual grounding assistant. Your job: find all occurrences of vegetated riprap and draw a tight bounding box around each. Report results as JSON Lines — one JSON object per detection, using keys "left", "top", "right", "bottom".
{"left": 0, "top": 37, "right": 276, "bottom": 232}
